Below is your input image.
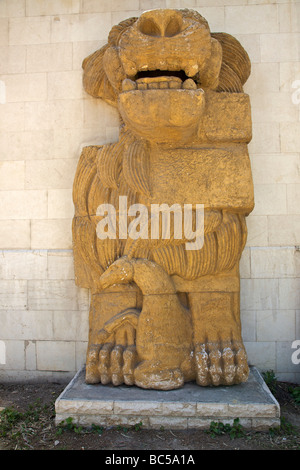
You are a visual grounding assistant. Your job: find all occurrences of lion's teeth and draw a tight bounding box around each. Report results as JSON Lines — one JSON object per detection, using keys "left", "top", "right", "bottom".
{"left": 122, "top": 79, "right": 136, "bottom": 91}
{"left": 185, "top": 64, "right": 199, "bottom": 77}
{"left": 159, "top": 81, "right": 169, "bottom": 89}
{"left": 121, "top": 59, "right": 137, "bottom": 78}
{"left": 135, "top": 76, "right": 188, "bottom": 90}
{"left": 182, "top": 79, "right": 197, "bottom": 90}
{"left": 122, "top": 77, "right": 198, "bottom": 91}
{"left": 137, "top": 82, "right": 147, "bottom": 90}
{"left": 148, "top": 82, "right": 158, "bottom": 89}
{"left": 169, "top": 80, "right": 180, "bottom": 89}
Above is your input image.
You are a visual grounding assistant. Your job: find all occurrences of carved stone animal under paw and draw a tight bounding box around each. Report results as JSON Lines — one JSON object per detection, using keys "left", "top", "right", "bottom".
{"left": 89, "top": 256, "right": 193, "bottom": 390}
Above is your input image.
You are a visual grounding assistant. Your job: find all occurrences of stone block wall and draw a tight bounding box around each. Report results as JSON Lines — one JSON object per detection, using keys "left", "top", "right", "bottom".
{"left": 0, "top": 0, "right": 299, "bottom": 383}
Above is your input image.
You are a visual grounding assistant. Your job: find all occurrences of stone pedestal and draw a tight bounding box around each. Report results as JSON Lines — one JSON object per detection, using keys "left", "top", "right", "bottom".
{"left": 55, "top": 367, "right": 280, "bottom": 430}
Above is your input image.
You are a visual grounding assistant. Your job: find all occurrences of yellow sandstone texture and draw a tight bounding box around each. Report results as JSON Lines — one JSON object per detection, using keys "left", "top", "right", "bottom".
{"left": 72, "top": 9, "right": 254, "bottom": 390}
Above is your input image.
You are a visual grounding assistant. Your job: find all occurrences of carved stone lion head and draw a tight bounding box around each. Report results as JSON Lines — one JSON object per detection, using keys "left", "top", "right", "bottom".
{"left": 82, "top": 9, "right": 250, "bottom": 143}
{"left": 83, "top": 9, "right": 250, "bottom": 100}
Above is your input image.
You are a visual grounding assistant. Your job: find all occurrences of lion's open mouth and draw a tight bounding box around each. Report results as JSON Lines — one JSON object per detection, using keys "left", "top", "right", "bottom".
{"left": 122, "top": 69, "right": 198, "bottom": 91}
{"left": 118, "top": 64, "right": 205, "bottom": 143}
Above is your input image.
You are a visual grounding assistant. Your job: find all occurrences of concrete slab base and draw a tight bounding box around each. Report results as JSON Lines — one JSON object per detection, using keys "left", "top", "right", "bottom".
{"left": 55, "top": 366, "right": 280, "bottom": 430}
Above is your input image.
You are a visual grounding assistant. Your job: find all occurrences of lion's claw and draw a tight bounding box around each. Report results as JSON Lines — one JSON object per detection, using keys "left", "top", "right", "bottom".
{"left": 86, "top": 309, "right": 139, "bottom": 385}
{"left": 194, "top": 340, "right": 249, "bottom": 386}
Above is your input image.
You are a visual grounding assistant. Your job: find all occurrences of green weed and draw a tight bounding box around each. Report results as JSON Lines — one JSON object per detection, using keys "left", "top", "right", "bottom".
{"left": 206, "top": 418, "right": 246, "bottom": 439}
{"left": 269, "top": 416, "right": 298, "bottom": 437}
{"left": 0, "top": 399, "right": 53, "bottom": 448}
{"left": 262, "top": 370, "right": 278, "bottom": 394}
{"left": 289, "top": 386, "right": 300, "bottom": 405}
{"left": 0, "top": 407, "right": 24, "bottom": 437}
{"left": 91, "top": 423, "right": 104, "bottom": 435}
{"left": 133, "top": 421, "right": 143, "bottom": 432}
{"left": 56, "top": 417, "right": 83, "bottom": 435}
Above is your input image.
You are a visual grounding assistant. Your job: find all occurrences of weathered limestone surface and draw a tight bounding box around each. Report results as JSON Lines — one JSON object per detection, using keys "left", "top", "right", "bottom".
{"left": 73, "top": 9, "right": 255, "bottom": 390}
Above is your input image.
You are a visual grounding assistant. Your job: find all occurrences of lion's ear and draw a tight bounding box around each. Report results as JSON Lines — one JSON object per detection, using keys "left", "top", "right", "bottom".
{"left": 108, "top": 17, "right": 138, "bottom": 46}
{"left": 82, "top": 17, "right": 138, "bottom": 107}
{"left": 82, "top": 44, "right": 118, "bottom": 107}
{"left": 211, "top": 32, "right": 251, "bottom": 93}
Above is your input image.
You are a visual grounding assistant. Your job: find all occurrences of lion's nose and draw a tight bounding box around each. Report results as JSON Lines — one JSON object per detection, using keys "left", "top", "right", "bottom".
{"left": 137, "top": 9, "right": 183, "bottom": 37}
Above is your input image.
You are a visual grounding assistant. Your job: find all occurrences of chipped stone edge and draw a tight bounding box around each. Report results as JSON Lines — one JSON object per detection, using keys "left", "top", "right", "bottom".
{"left": 251, "top": 367, "right": 281, "bottom": 418}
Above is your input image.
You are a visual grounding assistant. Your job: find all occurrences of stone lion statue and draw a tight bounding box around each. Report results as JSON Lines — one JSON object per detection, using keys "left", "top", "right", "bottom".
{"left": 72, "top": 9, "right": 254, "bottom": 390}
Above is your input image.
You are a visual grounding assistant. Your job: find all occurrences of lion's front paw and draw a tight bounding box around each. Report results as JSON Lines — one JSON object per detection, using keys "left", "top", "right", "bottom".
{"left": 86, "top": 308, "right": 139, "bottom": 386}
{"left": 194, "top": 340, "right": 249, "bottom": 386}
